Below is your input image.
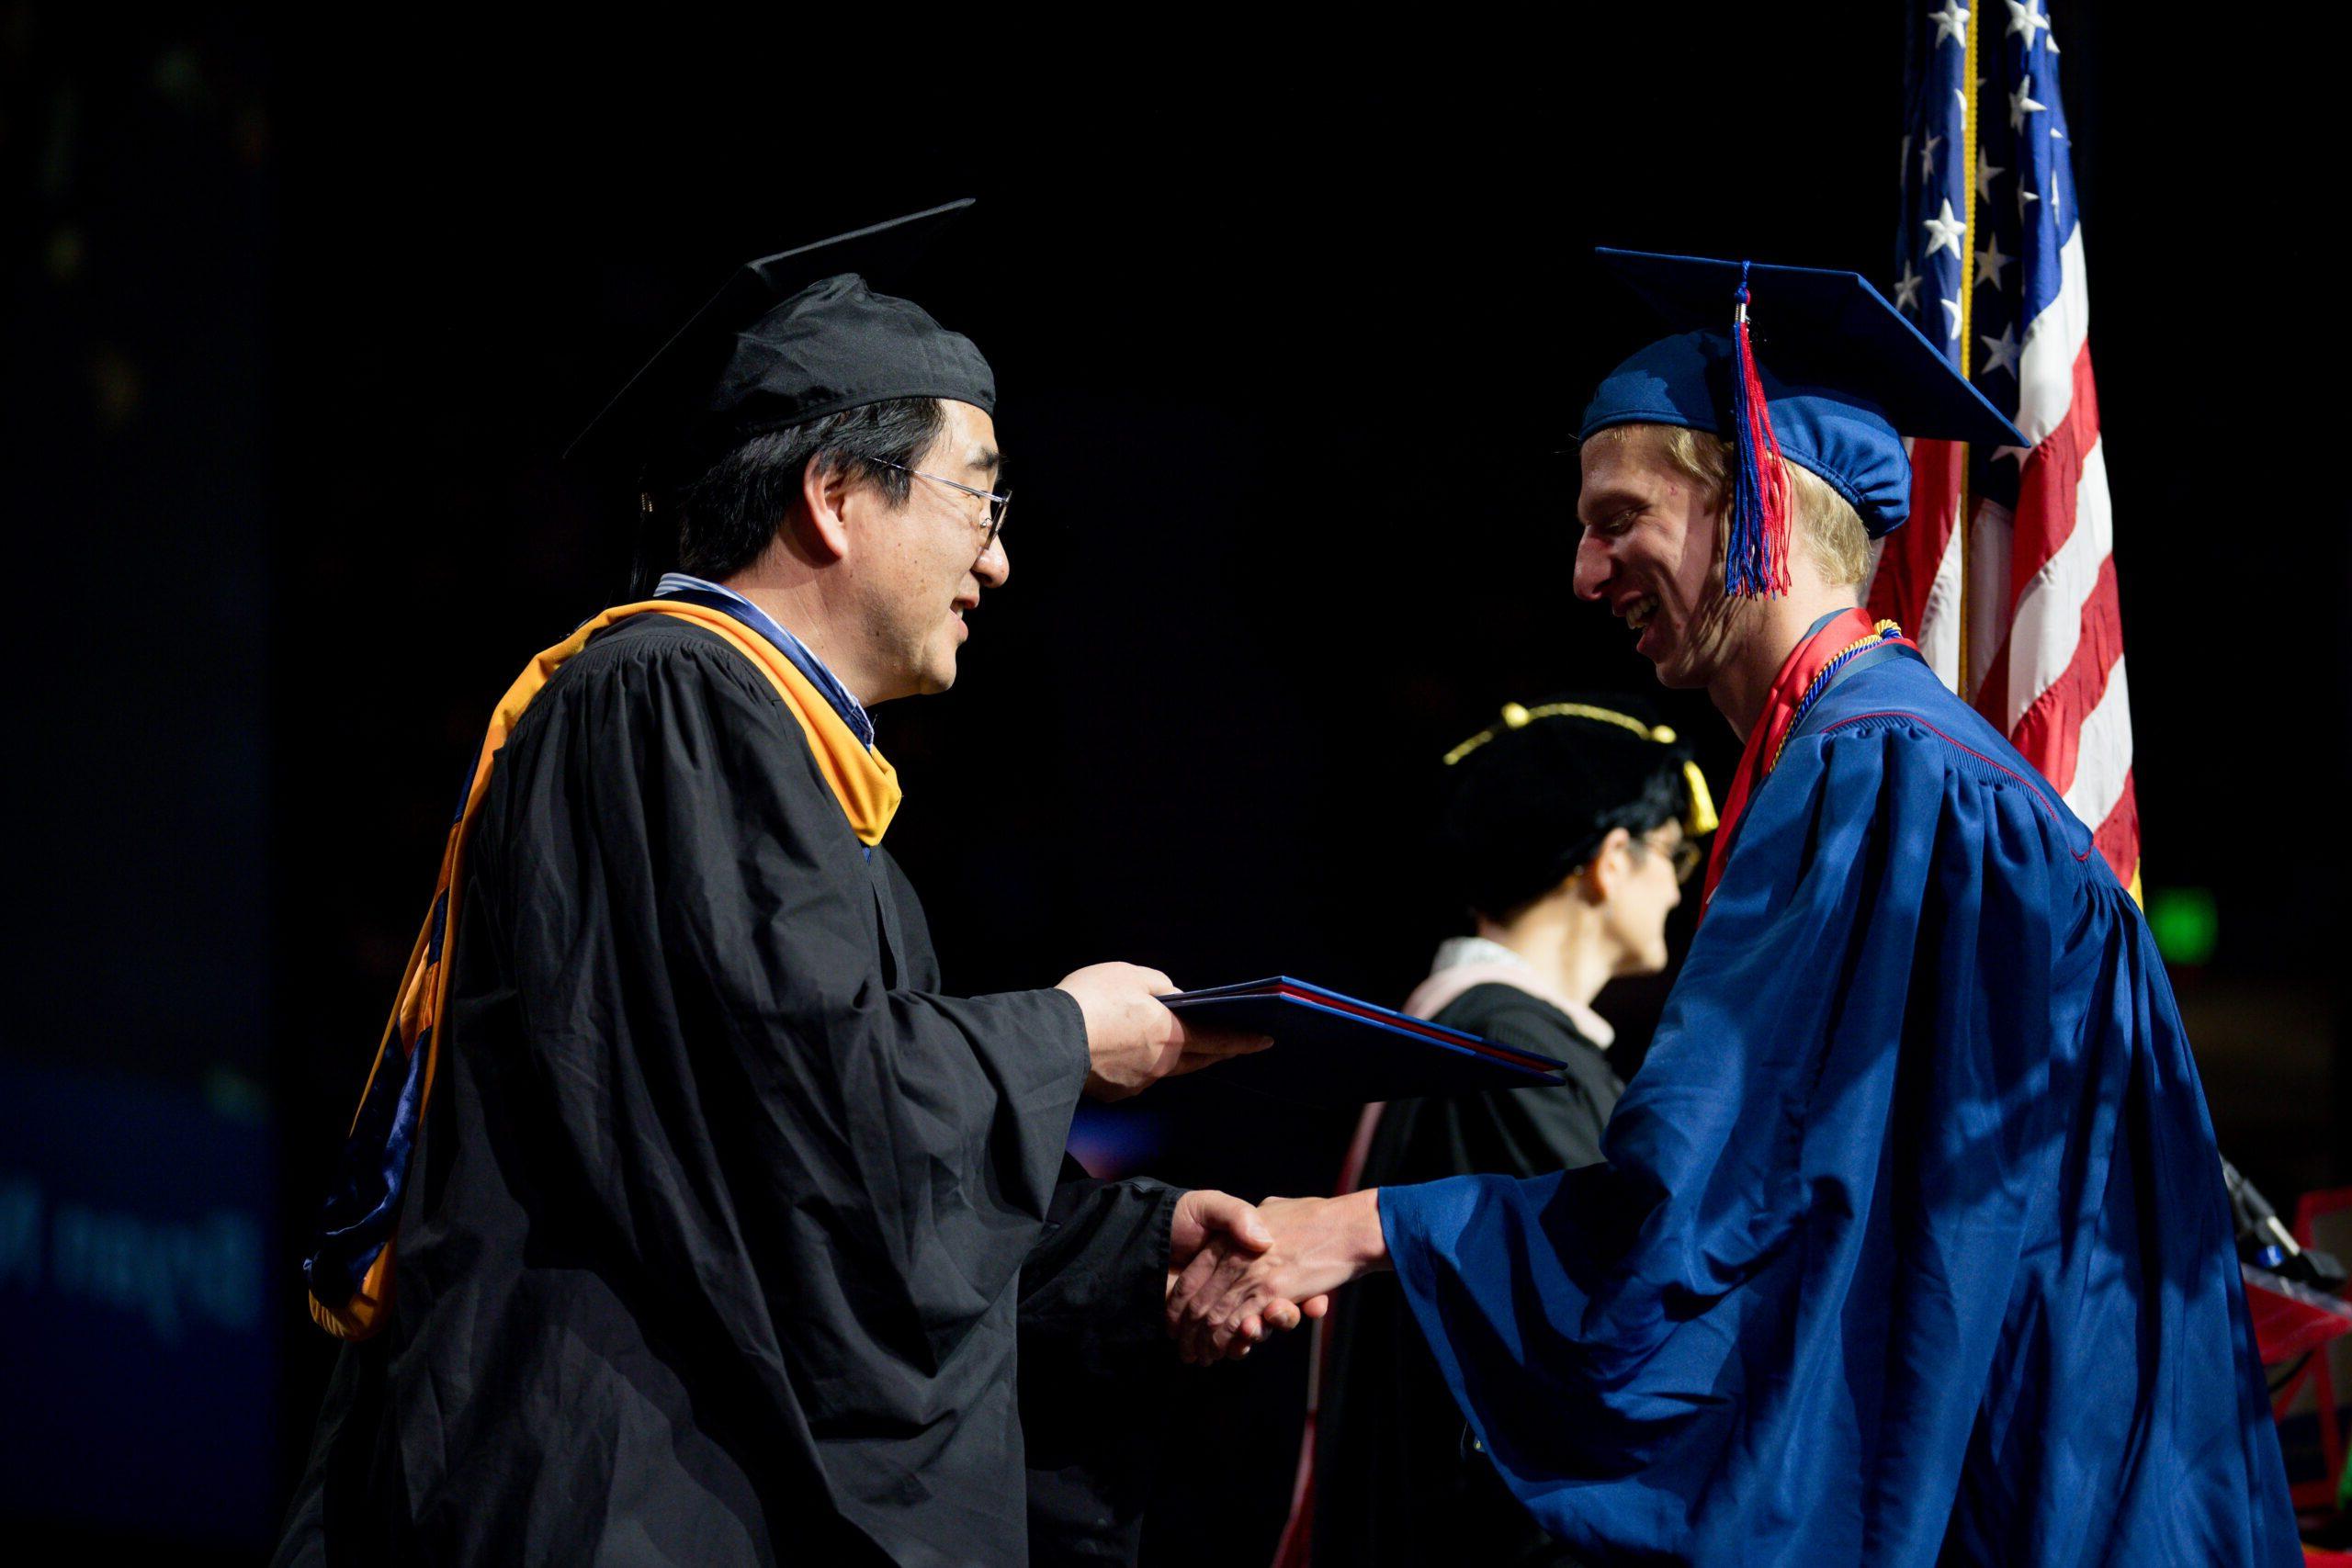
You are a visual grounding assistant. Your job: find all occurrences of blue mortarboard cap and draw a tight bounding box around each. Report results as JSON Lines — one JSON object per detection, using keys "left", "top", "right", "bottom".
{"left": 1579, "top": 249, "right": 2026, "bottom": 544}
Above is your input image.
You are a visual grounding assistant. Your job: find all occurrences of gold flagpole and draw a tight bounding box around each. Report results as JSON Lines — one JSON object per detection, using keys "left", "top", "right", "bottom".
{"left": 1957, "top": 2, "right": 1980, "bottom": 701}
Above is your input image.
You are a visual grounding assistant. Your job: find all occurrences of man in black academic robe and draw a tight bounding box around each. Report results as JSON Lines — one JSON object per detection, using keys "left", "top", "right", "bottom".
{"left": 278, "top": 212, "right": 1282, "bottom": 1567}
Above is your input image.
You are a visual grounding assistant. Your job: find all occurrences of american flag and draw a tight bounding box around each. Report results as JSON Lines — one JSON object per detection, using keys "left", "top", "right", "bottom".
{"left": 1869, "top": 0, "right": 2140, "bottom": 895}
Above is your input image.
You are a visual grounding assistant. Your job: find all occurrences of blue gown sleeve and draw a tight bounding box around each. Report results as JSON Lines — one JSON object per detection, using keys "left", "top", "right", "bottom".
{"left": 1378, "top": 712, "right": 2297, "bottom": 1564}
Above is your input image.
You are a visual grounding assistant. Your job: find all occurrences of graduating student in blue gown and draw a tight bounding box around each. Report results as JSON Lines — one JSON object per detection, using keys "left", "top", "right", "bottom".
{"left": 1173, "top": 254, "right": 2298, "bottom": 1564}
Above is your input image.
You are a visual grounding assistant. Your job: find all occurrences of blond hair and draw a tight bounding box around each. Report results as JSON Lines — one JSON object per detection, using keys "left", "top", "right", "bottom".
{"left": 1602, "top": 423, "right": 1870, "bottom": 587}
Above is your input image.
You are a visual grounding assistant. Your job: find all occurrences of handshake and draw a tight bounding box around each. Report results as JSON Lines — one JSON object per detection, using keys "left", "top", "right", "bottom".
{"left": 1161, "top": 1189, "right": 1391, "bottom": 1365}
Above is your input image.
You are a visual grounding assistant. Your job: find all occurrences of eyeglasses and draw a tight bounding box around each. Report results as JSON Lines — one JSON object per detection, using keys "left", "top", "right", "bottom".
{"left": 870, "top": 460, "right": 1012, "bottom": 551}
{"left": 1637, "top": 829, "right": 1703, "bottom": 886}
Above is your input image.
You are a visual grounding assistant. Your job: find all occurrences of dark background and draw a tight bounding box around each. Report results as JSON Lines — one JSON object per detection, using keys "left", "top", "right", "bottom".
{"left": 5, "top": 6, "right": 2344, "bottom": 1559}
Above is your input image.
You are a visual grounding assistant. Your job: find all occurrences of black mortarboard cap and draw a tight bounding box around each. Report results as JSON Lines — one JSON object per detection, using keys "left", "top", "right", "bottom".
{"left": 569, "top": 198, "right": 993, "bottom": 483}
{"left": 1436, "top": 695, "right": 1717, "bottom": 919}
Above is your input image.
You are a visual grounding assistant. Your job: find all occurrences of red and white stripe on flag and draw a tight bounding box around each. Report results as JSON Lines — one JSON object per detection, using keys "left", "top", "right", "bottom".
{"left": 1869, "top": 234, "right": 2140, "bottom": 896}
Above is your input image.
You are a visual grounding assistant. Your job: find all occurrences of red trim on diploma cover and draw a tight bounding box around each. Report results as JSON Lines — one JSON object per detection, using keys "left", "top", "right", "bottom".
{"left": 1257, "top": 982, "right": 1562, "bottom": 1071}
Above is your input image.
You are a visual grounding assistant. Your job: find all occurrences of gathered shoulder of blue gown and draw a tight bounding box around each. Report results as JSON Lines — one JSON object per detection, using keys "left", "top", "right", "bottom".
{"left": 1379, "top": 649, "right": 2298, "bottom": 1565}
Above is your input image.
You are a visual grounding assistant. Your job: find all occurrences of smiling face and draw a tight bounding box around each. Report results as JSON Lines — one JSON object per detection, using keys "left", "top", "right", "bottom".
{"left": 1574, "top": 424, "right": 1754, "bottom": 690}
{"left": 843, "top": 399, "right": 1007, "bottom": 702}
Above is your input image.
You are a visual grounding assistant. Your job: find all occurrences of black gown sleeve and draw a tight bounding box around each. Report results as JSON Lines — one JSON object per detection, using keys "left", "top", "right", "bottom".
{"left": 1019, "top": 1165, "right": 1182, "bottom": 1565}
{"left": 876, "top": 844, "right": 1187, "bottom": 1565}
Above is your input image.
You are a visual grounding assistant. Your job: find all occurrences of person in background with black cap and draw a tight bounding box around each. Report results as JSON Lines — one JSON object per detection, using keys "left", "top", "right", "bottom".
{"left": 1301, "top": 699, "right": 1713, "bottom": 1568}
{"left": 1177, "top": 253, "right": 2298, "bottom": 1564}
{"left": 274, "top": 204, "right": 1293, "bottom": 1568}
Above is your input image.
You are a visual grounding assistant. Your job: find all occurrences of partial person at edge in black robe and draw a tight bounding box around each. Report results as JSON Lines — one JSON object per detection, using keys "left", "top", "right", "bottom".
{"left": 1295, "top": 694, "right": 1710, "bottom": 1568}
{"left": 1312, "top": 956, "right": 1620, "bottom": 1568}
{"left": 276, "top": 613, "right": 1180, "bottom": 1567}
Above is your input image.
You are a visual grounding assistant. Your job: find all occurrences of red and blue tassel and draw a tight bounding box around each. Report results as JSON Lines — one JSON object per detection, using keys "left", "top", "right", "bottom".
{"left": 1725, "top": 264, "right": 1792, "bottom": 598}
